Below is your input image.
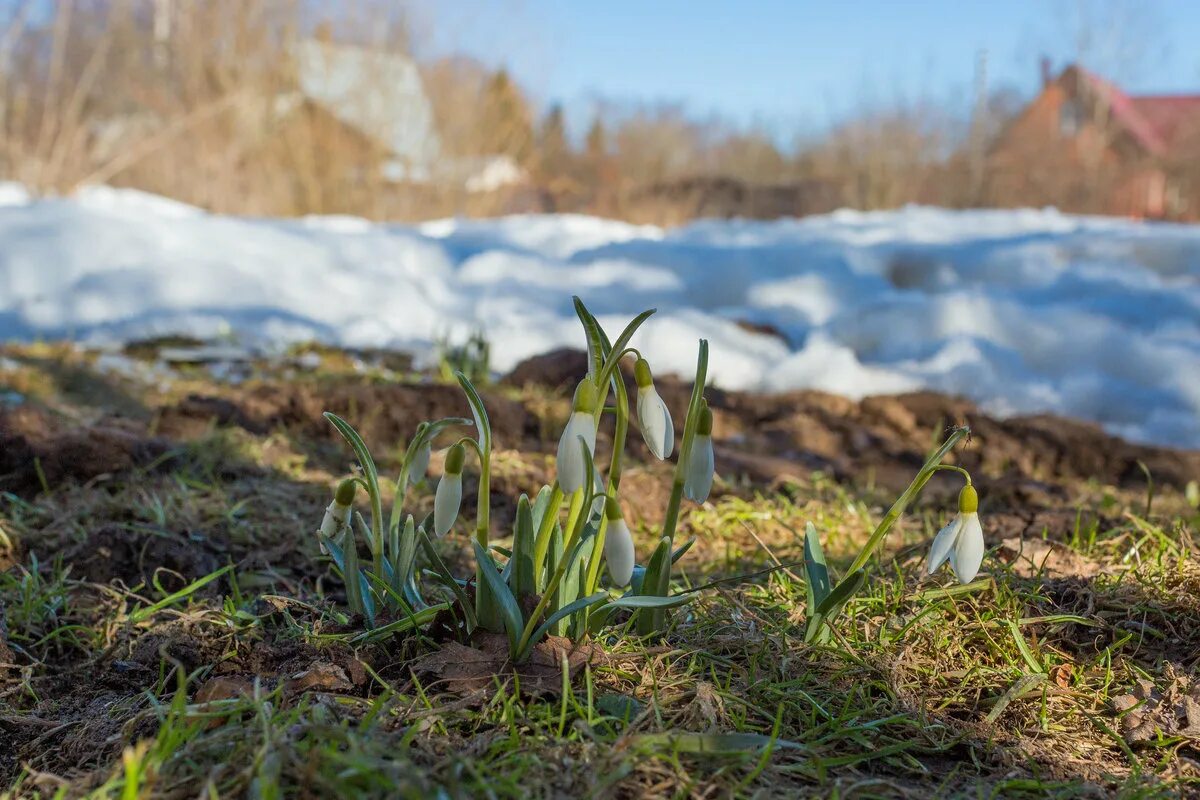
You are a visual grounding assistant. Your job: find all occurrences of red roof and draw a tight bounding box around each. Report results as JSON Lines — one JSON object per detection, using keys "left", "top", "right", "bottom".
{"left": 1129, "top": 96, "right": 1200, "bottom": 148}
{"left": 1073, "top": 67, "right": 1200, "bottom": 156}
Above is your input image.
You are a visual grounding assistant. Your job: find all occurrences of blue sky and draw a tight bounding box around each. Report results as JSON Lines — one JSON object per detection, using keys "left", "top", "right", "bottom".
{"left": 420, "top": 0, "right": 1200, "bottom": 135}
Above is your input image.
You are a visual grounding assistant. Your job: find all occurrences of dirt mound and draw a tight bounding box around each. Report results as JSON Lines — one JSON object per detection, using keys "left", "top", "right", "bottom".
{"left": 0, "top": 406, "right": 175, "bottom": 497}
{"left": 711, "top": 389, "right": 1200, "bottom": 495}
{"left": 159, "top": 381, "right": 539, "bottom": 458}
{"left": 502, "top": 351, "right": 1200, "bottom": 500}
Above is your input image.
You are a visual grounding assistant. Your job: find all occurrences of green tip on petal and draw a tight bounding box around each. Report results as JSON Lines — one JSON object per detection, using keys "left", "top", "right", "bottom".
{"left": 634, "top": 357, "right": 653, "bottom": 388}
{"left": 958, "top": 483, "right": 978, "bottom": 514}
{"left": 572, "top": 379, "right": 599, "bottom": 413}
{"left": 604, "top": 495, "right": 622, "bottom": 520}
{"left": 334, "top": 478, "right": 357, "bottom": 506}
{"left": 696, "top": 401, "right": 713, "bottom": 436}
{"left": 444, "top": 442, "right": 467, "bottom": 475}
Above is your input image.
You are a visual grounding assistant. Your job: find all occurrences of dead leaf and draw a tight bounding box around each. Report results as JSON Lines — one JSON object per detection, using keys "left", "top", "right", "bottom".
{"left": 195, "top": 675, "right": 254, "bottom": 704}
{"left": 286, "top": 662, "right": 354, "bottom": 694}
{"left": 1110, "top": 669, "right": 1200, "bottom": 744}
{"left": 410, "top": 634, "right": 596, "bottom": 697}
{"left": 1049, "top": 663, "right": 1074, "bottom": 689}
{"left": 998, "top": 536, "right": 1105, "bottom": 578}
{"left": 193, "top": 676, "right": 255, "bottom": 730}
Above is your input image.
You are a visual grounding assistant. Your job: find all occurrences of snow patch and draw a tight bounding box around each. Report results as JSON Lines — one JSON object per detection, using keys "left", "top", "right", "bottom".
{"left": 1, "top": 185, "right": 1198, "bottom": 448}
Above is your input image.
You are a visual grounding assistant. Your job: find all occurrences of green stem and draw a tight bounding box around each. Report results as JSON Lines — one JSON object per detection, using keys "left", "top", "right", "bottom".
{"left": 606, "top": 359, "right": 631, "bottom": 493}
{"left": 644, "top": 341, "right": 708, "bottom": 632}
{"left": 389, "top": 461, "right": 411, "bottom": 534}
{"left": 843, "top": 427, "right": 971, "bottom": 576}
{"left": 473, "top": 440, "right": 496, "bottom": 631}
{"left": 584, "top": 366, "right": 631, "bottom": 597}
{"left": 532, "top": 484, "right": 564, "bottom": 581}
{"left": 650, "top": 479, "right": 685, "bottom": 616}
{"left": 930, "top": 464, "right": 973, "bottom": 484}
{"left": 517, "top": 487, "right": 589, "bottom": 656}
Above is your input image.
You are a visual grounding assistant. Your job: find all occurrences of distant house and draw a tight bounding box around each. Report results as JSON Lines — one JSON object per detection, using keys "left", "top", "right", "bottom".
{"left": 988, "top": 63, "right": 1200, "bottom": 219}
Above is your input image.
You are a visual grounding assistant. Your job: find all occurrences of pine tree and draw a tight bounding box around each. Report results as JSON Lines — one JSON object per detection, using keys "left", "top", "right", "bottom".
{"left": 538, "top": 104, "right": 570, "bottom": 179}
{"left": 479, "top": 69, "right": 534, "bottom": 165}
{"left": 585, "top": 116, "right": 608, "bottom": 162}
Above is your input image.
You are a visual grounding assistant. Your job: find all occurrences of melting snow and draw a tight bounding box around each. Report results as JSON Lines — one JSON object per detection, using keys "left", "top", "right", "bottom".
{"left": 1, "top": 187, "right": 1198, "bottom": 448}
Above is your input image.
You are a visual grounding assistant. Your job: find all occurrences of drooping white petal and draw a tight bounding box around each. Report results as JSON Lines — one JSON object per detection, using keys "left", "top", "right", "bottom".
{"left": 926, "top": 515, "right": 963, "bottom": 574}
{"left": 683, "top": 435, "right": 715, "bottom": 503}
{"left": 319, "top": 499, "right": 351, "bottom": 539}
{"left": 318, "top": 499, "right": 352, "bottom": 553}
{"left": 637, "top": 385, "right": 674, "bottom": 460}
{"left": 604, "top": 518, "right": 636, "bottom": 587}
{"left": 949, "top": 512, "right": 984, "bottom": 583}
{"left": 555, "top": 411, "right": 597, "bottom": 493}
{"left": 409, "top": 443, "right": 431, "bottom": 486}
{"left": 433, "top": 473, "right": 462, "bottom": 537}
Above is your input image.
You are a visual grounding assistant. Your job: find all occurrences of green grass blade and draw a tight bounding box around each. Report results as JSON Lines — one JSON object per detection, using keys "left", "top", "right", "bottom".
{"left": 129, "top": 565, "right": 232, "bottom": 623}
{"left": 351, "top": 603, "right": 447, "bottom": 644}
{"left": 1008, "top": 620, "right": 1046, "bottom": 674}
{"left": 607, "top": 594, "right": 693, "bottom": 609}
{"left": 804, "top": 522, "right": 831, "bottom": 613}
{"left": 633, "top": 732, "right": 805, "bottom": 755}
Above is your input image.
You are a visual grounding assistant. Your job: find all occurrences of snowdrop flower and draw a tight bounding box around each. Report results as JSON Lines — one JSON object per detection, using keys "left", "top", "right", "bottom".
{"left": 603, "top": 496, "right": 635, "bottom": 587}
{"left": 408, "top": 438, "right": 431, "bottom": 486}
{"left": 926, "top": 484, "right": 984, "bottom": 583}
{"left": 683, "top": 402, "right": 714, "bottom": 503}
{"left": 556, "top": 380, "right": 599, "bottom": 493}
{"left": 634, "top": 358, "right": 673, "bottom": 459}
{"left": 434, "top": 443, "right": 466, "bottom": 537}
{"left": 319, "top": 479, "right": 356, "bottom": 552}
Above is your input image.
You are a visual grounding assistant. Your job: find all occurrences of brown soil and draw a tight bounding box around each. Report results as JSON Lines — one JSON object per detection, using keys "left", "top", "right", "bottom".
{"left": 0, "top": 405, "right": 175, "bottom": 497}
{"left": 5, "top": 348, "right": 1196, "bottom": 517}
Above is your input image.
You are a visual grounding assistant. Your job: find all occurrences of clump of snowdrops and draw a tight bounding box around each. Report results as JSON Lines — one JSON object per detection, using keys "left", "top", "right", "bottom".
{"left": 316, "top": 298, "right": 708, "bottom": 661}
{"left": 317, "top": 297, "right": 985, "bottom": 659}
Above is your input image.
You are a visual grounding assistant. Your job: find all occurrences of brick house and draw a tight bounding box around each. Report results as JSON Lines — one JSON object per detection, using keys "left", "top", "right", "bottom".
{"left": 988, "top": 63, "right": 1200, "bottom": 219}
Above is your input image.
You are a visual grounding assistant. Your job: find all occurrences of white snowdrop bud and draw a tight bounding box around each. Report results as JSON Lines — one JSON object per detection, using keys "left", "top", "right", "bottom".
{"left": 603, "top": 496, "right": 635, "bottom": 587}
{"left": 635, "top": 358, "right": 673, "bottom": 460}
{"left": 434, "top": 443, "right": 466, "bottom": 538}
{"left": 683, "top": 402, "right": 714, "bottom": 503}
{"left": 319, "top": 478, "right": 357, "bottom": 552}
{"left": 556, "top": 380, "right": 599, "bottom": 493}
